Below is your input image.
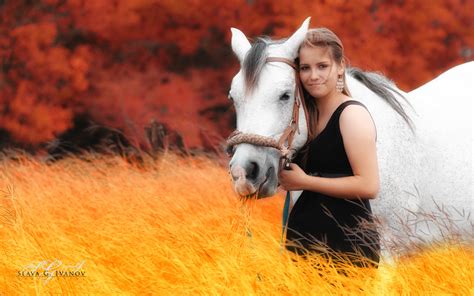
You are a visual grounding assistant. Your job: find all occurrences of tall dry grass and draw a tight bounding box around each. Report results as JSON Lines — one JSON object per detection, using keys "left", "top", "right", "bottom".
{"left": 0, "top": 153, "right": 472, "bottom": 295}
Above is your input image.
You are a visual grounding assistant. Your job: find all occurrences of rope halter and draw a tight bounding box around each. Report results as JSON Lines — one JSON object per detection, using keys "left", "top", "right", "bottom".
{"left": 226, "top": 57, "right": 309, "bottom": 170}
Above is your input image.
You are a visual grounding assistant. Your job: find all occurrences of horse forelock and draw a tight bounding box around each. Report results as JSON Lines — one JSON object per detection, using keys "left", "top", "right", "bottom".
{"left": 243, "top": 38, "right": 269, "bottom": 94}
{"left": 242, "top": 37, "right": 287, "bottom": 95}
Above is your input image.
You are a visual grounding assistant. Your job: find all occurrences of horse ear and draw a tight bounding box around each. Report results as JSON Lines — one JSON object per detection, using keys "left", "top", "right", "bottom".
{"left": 283, "top": 17, "right": 311, "bottom": 59}
{"left": 231, "top": 27, "right": 251, "bottom": 64}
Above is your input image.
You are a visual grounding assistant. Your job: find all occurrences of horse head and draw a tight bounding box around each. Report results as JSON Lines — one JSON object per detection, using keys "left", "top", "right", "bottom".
{"left": 227, "top": 18, "right": 310, "bottom": 198}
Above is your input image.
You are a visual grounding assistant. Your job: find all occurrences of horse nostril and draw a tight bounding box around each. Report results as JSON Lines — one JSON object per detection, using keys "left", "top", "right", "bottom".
{"left": 231, "top": 172, "right": 238, "bottom": 182}
{"left": 247, "top": 161, "right": 259, "bottom": 181}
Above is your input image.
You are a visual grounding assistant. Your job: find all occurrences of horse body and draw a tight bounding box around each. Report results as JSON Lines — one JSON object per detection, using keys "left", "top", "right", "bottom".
{"left": 344, "top": 65, "right": 474, "bottom": 248}
{"left": 407, "top": 62, "right": 474, "bottom": 238}
{"left": 228, "top": 18, "right": 473, "bottom": 255}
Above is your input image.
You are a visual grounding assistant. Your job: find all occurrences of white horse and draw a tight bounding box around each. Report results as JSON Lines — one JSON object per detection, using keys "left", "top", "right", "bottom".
{"left": 227, "top": 17, "right": 473, "bottom": 257}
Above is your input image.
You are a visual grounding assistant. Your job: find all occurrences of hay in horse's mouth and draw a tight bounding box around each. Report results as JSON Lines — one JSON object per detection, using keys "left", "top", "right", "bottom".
{"left": 244, "top": 167, "right": 272, "bottom": 199}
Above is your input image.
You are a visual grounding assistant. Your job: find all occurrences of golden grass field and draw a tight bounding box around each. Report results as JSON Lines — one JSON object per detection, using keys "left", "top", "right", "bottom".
{"left": 0, "top": 153, "right": 472, "bottom": 295}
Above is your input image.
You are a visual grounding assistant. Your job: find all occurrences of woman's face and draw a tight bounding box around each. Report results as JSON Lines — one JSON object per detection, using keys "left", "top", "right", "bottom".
{"left": 298, "top": 45, "right": 343, "bottom": 99}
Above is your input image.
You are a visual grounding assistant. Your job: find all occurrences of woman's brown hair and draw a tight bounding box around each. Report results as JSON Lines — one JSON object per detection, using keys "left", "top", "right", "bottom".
{"left": 295, "top": 28, "right": 351, "bottom": 169}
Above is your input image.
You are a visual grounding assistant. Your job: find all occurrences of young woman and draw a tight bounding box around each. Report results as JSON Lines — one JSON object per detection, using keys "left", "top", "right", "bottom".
{"left": 279, "top": 28, "right": 380, "bottom": 268}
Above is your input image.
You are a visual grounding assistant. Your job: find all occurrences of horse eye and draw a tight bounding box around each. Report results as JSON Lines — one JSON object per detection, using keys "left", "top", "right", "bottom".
{"left": 228, "top": 93, "right": 234, "bottom": 102}
{"left": 280, "top": 93, "right": 290, "bottom": 101}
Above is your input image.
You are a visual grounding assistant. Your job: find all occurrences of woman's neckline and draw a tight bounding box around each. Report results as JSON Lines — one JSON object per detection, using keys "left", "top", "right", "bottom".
{"left": 313, "top": 99, "right": 357, "bottom": 140}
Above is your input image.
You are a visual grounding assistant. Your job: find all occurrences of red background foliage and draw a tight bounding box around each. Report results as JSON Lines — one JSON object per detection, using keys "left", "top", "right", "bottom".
{"left": 0, "top": 0, "right": 472, "bottom": 150}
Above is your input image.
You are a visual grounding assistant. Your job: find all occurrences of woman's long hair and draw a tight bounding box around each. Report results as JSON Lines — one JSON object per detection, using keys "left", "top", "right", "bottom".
{"left": 295, "top": 28, "right": 350, "bottom": 170}
{"left": 294, "top": 28, "right": 413, "bottom": 170}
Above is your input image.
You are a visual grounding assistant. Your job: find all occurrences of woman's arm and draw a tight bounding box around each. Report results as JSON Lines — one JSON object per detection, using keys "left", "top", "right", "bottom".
{"left": 279, "top": 104, "right": 379, "bottom": 199}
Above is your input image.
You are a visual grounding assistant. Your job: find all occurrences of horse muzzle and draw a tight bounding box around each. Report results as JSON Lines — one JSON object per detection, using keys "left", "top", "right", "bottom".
{"left": 229, "top": 146, "right": 278, "bottom": 198}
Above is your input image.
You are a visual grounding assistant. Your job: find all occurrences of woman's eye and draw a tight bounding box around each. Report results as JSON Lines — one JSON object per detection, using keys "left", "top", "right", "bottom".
{"left": 318, "top": 64, "right": 328, "bottom": 69}
{"left": 299, "top": 66, "right": 309, "bottom": 71}
{"left": 280, "top": 93, "right": 290, "bottom": 101}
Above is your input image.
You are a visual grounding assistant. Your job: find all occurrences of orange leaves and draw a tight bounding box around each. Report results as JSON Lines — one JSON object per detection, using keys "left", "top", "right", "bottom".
{"left": 0, "top": 81, "right": 73, "bottom": 144}
{"left": 1, "top": 19, "right": 91, "bottom": 145}
{"left": 87, "top": 64, "right": 226, "bottom": 148}
{"left": 352, "top": 0, "right": 474, "bottom": 89}
{"left": 70, "top": 46, "right": 92, "bottom": 92}
{"left": 10, "top": 22, "right": 57, "bottom": 48}
{"left": 0, "top": 0, "right": 472, "bottom": 149}
{"left": 8, "top": 21, "right": 90, "bottom": 100}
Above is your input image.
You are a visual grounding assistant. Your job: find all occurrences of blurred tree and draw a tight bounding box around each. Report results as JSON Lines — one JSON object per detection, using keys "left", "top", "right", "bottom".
{"left": 0, "top": 0, "right": 472, "bottom": 149}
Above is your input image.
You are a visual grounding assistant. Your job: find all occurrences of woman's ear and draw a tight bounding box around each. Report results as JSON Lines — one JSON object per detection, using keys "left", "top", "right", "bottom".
{"left": 338, "top": 59, "right": 346, "bottom": 75}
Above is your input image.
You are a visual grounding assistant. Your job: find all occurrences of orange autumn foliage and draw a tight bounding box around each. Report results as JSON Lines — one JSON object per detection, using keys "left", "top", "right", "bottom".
{"left": 0, "top": 0, "right": 472, "bottom": 148}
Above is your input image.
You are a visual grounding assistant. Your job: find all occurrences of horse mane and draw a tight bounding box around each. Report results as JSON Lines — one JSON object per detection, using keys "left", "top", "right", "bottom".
{"left": 242, "top": 38, "right": 414, "bottom": 130}
{"left": 347, "top": 67, "right": 415, "bottom": 131}
{"left": 243, "top": 37, "right": 286, "bottom": 94}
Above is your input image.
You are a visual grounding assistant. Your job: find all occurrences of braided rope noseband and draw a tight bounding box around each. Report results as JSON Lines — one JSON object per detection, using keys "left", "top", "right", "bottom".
{"left": 226, "top": 57, "right": 309, "bottom": 170}
{"left": 226, "top": 130, "right": 291, "bottom": 157}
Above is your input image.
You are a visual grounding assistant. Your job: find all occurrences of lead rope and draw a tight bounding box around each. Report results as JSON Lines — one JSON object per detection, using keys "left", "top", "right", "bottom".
{"left": 280, "top": 191, "right": 292, "bottom": 253}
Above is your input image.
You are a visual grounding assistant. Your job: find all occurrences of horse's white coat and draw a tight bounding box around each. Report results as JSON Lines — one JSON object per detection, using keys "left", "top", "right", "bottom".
{"left": 229, "top": 18, "right": 473, "bottom": 255}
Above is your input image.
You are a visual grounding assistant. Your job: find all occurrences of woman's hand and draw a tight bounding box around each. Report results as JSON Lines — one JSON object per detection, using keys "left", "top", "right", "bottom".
{"left": 278, "top": 163, "right": 308, "bottom": 191}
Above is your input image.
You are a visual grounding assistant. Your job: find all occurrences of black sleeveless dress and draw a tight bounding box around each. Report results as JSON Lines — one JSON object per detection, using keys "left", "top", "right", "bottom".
{"left": 285, "top": 100, "right": 380, "bottom": 267}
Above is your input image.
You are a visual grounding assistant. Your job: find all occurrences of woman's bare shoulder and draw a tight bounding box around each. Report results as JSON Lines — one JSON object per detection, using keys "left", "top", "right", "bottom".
{"left": 339, "top": 102, "right": 376, "bottom": 139}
